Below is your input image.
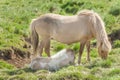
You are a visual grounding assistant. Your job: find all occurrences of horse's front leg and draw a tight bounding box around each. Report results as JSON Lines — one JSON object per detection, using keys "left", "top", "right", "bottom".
{"left": 86, "top": 41, "right": 90, "bottom": 62}
{"left": 45, "top": 39, "right": 51, "bottom": 57}
{"left": 78, "top": 41, "right": 86, "bottom": 64}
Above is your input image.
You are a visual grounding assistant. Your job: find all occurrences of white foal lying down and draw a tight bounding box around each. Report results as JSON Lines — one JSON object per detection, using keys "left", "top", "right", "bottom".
{"left": 30, "top": 49, "right": 75, "bottom": 71}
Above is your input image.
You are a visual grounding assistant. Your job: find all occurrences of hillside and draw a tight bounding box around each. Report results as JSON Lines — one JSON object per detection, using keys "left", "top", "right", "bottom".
{"left": 0, "top": 0, "right": 120, "bottom": 80}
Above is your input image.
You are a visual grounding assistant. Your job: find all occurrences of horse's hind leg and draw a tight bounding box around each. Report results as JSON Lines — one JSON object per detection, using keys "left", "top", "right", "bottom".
{"left": 86, "top": 41, "right": 90, "bottom": 61}
{"left": 78, "top": 41, "right": 86, "bottom": 64}
{"left": 38, "top": 40, "right": 45, "bottom": 56}
{"left": 45, "top": 39, "right": 50, "bottom": 57}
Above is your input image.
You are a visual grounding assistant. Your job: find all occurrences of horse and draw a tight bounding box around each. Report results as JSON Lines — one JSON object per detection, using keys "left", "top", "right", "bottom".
{"left": 30, "top": 10, "right": 111, "bottom": 64}
{"left": 29, "top": 49, "right": 75, "bottom": 71}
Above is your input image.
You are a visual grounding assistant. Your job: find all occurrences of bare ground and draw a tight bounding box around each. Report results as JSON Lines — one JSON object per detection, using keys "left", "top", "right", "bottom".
{"left": 0, "top": 46, "right": 31, "bottom": 68}
{"left": 108, "top": 29, "right": 120, "bottom": 43}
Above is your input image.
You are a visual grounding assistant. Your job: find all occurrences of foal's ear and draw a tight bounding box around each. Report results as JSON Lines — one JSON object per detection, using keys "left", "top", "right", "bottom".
{"left": 66, "top": 49, "right": 70, "bottom": 52}
{"left": 66, "top": 49, "right": 74, "bottom": 52}
{"left": 66, "top": 49, "right": 75, "bottom": 55}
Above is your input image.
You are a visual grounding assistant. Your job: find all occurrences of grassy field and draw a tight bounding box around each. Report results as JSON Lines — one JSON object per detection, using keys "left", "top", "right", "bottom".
{"left": 0, "top": 0, "right": 120, "bottom": 80}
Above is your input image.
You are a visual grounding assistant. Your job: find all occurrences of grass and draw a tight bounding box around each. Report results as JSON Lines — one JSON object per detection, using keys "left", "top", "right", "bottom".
{"left": 0, "top": 60, "right": 15, "bottom": 70}
{"left": 108, "top": 68, "right": 120, "bottom": 76}
{"left": 0, "top": 0, "right": 120, "bottom": 80}
{"left": 0, "top": 48, "right": 120, "bottom": 80}
{"left": 0, "top": 0, "right": 120, "bottom": 49}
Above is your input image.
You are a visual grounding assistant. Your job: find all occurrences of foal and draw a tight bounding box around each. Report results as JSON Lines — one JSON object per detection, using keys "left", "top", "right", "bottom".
{"left": 30, "top": 49, "right": 75, "bottom": 71}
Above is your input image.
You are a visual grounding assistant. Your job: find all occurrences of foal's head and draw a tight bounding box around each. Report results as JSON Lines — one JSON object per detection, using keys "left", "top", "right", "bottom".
{"left": 66, "top": 49, "right": 75, "bottom": 65}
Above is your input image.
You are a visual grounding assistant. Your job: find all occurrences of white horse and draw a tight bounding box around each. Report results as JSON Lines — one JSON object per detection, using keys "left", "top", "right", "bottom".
{"left": 30, "top": 10, "right": 111, "bottom": 64}
{"left": 29, "top": 49, "right": 75, "bottom": 71}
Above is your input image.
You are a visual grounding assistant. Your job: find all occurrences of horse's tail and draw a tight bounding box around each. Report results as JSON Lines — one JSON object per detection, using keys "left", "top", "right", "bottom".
{"left": 30, "top": 19, "right": 39, "bottom": 55}
{"left": 91, "top": 11, "right": 111, "bottom": 59}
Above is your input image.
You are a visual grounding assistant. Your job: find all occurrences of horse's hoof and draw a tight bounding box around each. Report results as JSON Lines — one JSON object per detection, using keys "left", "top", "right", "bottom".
{"left": 86, "top": 58, "right": 91, "bottom": 62}
{"left": 75, "top": 63, "right": 83, "bottom": 66}
{"left": 75, "top": 63, "right": 79, "bottom": 66}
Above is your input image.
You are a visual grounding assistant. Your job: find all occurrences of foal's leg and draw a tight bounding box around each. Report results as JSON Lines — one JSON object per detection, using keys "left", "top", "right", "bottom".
{"left": 86, "top": 41, "right": 90, "bottom": 61}
{"left": 45, "top": 39, "right": 51, "bottom": 57}
{"left": 78, "top": 41, "right": 86, "bottom": 64}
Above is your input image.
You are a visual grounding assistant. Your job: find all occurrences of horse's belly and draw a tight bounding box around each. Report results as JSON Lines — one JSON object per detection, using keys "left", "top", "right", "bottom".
{"left": 52, "top": 34, "right": 82, "bottom": 44}
{"left": 51, "top": 24, "right": 91, "bottom": 44}
{"left": 52, "top": 30, "right": 93, "bottom": 44}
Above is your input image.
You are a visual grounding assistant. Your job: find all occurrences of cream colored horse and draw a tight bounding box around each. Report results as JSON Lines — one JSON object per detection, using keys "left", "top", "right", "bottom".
{"left": 30, "top": 49, "right": 75, "bottom": 71}
{"left": 30, "top": 10, "right": 111, "bottom": 64}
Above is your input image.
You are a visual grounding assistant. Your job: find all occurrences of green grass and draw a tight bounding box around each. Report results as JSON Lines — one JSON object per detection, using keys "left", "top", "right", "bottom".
{"left": 0, "top": 60, "right": 15, "bottom": 70}
{"left": 108, "top": 68, "right": 120, "bottom": 76}
{"left": 0, "top": 0, "right": 120, "bottom": 80}
{"left": 113, "top": 40, "right": 120, "bottom": 48}
{"left": 0, "top": 0, "right": 120, "bottom": 49}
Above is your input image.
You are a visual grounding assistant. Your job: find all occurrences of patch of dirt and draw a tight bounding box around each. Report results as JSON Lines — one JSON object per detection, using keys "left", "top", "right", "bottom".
{"left": 108, "top": 29, "right": 120, "bottom": 43}
{"left": 0, "top": 46, "right": 31, "bottom": 68}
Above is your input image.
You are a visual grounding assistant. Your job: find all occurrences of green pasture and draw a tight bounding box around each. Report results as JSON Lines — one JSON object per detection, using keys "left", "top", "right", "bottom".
{"left": 0, "top": 0, "right": 120, "bottom": 80}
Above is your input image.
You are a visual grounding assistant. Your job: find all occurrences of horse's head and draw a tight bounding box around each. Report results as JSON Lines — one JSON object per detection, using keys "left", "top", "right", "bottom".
{"left": 98, "top": 40, "right": 111, "bottom": 59}
{"left": 98, "top": 48, "right": 108, "bottom": 59}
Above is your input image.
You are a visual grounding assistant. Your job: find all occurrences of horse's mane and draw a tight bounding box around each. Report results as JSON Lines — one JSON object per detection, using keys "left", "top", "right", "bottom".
{"left": 77, "top": 10, "right": 94, "bottom": 16}
{"left": 92, "top": 11, "right": 111, "bottom": 52}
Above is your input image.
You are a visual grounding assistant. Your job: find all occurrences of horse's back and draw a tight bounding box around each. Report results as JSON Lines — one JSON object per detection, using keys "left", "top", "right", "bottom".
{"left": 31, "top": 12, "right": 94, "bottom": 44}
